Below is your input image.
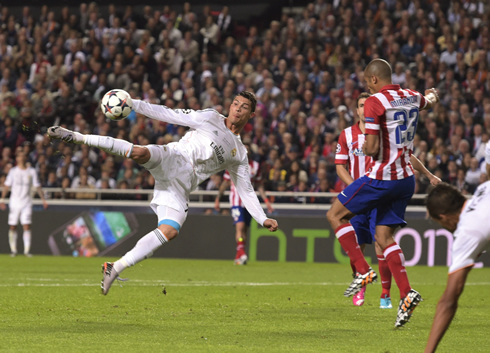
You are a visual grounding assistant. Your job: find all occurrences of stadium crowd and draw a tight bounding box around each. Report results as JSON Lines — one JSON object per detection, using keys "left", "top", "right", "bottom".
{"left": 0, "top": 0, "right": 489, "bottom": 204}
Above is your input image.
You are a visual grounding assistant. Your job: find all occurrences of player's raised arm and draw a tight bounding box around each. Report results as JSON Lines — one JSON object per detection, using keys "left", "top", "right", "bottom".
{"left": 422, "top": 88, "right": 440, "bottom": 110}
{"left": 132, "top": 100, "right": 213, "bottom": 129}
{"left": 228, "top": 161, "right": 277, "bottom": 231}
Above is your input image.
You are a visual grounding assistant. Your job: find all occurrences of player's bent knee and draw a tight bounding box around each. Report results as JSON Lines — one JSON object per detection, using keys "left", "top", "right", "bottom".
{"left": 157, "top": 222, "right": 179, "bottom": 240}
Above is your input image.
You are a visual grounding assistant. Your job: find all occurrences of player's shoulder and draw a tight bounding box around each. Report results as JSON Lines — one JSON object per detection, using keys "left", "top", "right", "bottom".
{"left": 195, "top": 108, "right": 223, "bottom": 118}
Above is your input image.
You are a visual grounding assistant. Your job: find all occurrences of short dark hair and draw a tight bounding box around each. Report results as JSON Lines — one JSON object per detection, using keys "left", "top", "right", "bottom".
{"left": 426, "top": 183, "right": 467, "bottom": 220}
{"left": 238, "top": 91, "right": 257, "bottom": 113}
{"left": 357, "top": 92, "right": 371, "bottom": 108}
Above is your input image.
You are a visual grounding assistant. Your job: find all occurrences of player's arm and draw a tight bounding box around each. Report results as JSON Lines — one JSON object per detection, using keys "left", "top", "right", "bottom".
{"left": 257, "top": 182, "right": 273, "bottom": 213}
{"left": 362, "top": 97, "right": 382, "bottom": 157}
{"left": 228, "top": 161, "right": 278, "bottom": 231}
{"left": 363, "top": 134, "right": 379, "bottom": 157}
{"left": 0, "top": 185, "right": 9, "bottom": 211}
{"left": 214, "top": 178, "right": 231, "bottom": 212}
{"left": 336, "top": 164, "right": 354, "bottom": 185}
{"left": 0, "top": 170, "right": 13, "bottom": 211}
{"left": 31, "top": 169, "right": 48, "bottom": 209}
{"left": 424, "top": 266, "right": 472, "bottom": 353}
{"left": 410, "top": 154, "right": 441, "bottom": 186}
{"left": 422, "top": 88, "right": 440, "bottom": 110}
{"left": 335, "top": 132, "right": 354, "bottom": 185}
{"left": 36, "top": 187, "right": 49, "bottom": 209}
{"left": 132, "top": 100, "right": 212, "bottom": 129}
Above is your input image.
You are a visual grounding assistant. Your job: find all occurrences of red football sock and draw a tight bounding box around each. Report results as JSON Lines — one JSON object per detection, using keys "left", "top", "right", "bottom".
{"left": 383, "top": 243, "right": 411, "bottom": 299}
{"left": 236, "top": 237, "right": 246, "bottom": 258}
{"left": 350, "top": 259, "right": 356, "bottom": 275}
{"left": 335, "top": 224, "right": 370, "bottom": 274}
{"left": 377, "top": 254, "right": 392, "bottom": 297}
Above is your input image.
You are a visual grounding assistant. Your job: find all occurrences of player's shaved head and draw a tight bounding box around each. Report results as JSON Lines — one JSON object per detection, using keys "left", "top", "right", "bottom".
{"left": 364, "top": 59, "right": 392, "bottom": 81}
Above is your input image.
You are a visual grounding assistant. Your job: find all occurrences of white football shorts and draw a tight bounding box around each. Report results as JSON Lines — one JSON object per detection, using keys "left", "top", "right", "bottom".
{"left": 142, "top": 143, "right": 197, "bottom": 225}
{"left": 8, "top": 205, "right": 32, "bottom": 226}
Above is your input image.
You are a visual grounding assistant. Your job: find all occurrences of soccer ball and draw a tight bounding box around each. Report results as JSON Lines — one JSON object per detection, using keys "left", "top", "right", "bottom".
{"left": 101, "top": 89, "right": 133, "bottom": 121}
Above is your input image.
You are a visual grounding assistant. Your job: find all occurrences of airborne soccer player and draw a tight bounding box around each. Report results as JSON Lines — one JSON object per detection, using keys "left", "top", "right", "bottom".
{"left": 327, "top": 59, "right": 440, "bottom": 327}
{"left": 48, "top": 91, "right": 279, "bottom": 295}
{"left": 335, "top": 92, "right": 441, "bottom": 309}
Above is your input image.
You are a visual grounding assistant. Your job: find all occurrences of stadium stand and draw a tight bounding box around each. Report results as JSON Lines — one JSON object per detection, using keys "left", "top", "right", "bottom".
{"left": 0, "top": 1, "right": 489, "bottom": 204}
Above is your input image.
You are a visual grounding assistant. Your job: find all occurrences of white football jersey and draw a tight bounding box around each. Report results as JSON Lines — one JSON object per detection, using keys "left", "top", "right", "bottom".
{"left": 450, "top": 181, "right": 490, "bottom": 273}
{"left": 4, "top": 166, "right": 40, "bottom": 208}
{"left": 133, "top": 100, "right": 268, "bottom": 225}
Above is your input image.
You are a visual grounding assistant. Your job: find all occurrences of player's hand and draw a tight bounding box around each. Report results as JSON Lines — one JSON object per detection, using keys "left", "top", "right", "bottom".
{"left": 429, "top": 175, "right": 442, "bottom": 186}
{"left": 425, "top": 88, "right": 440, "bottom": 103}
{"left": 263, "top": 218, "right": 278, "bottom": 232}
{"left": 0, "top": 202, "right": 5, "bottom": 211}
{"left": 43, "top": 200, "right": 49, "bottom": 209}
{"left": 214, "top": 198, "right": 220, "bottom": 212}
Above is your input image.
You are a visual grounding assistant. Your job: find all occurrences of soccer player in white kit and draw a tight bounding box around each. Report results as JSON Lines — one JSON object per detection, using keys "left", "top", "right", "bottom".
{"left": 48, "top": 91, "right": 279, "bottom": 295}
{"left": 0, "top": 153, "right": 49, "bottom": 256}
{"left": 424, "top": 143, "right": 490, "bottom": 353}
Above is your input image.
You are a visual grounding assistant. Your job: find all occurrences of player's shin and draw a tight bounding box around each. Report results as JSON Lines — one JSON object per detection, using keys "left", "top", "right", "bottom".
{"left": 335, "top": 224, "right": 370, "bottom": 274}
{"left": 83, "top": 135, "right": 134, "bottom": 158}
{"left": 377, "top": 254, "right": 392, "bottom": 297}
{"left": 8, "top": 229, "right": 17, "bottom": 254}
{"left": 383, "top": 243, "right": 411, "bottom": 298}
{"left": 23, "top": 230, "right": 31, "bottom": 255}
{"left": 113, "top": 229, "right": 168, "bottom": 274}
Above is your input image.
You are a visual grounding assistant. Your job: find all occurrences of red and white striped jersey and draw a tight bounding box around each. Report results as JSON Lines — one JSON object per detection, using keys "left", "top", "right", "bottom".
{"left": 335, "top": 122, "right": 372, "bottom": 180}
{"left": 224, "top": 160, "right": 262, "bottom": 207}
{"left": 364, "top": 84, "right": 427, "bottom": 181}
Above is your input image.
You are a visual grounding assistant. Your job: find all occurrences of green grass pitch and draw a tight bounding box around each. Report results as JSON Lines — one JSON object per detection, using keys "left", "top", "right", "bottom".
{"left": 1, "top": 256, "right": 489, "bottom": 352}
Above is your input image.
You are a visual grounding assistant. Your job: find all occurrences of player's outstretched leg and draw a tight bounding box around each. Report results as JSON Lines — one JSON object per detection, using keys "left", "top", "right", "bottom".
{"left": 48, "top": 126, "right": 133, "bottom": 158}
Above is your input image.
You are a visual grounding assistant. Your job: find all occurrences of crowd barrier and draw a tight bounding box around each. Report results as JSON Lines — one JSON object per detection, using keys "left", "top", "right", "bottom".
{"left": 1, "top": 203, "right": 486, "bottom": 268}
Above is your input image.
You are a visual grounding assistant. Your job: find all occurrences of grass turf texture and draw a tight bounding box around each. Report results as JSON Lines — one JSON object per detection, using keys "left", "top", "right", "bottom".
{"left": 1, "top": 256, "right": 489, "bottom": 352}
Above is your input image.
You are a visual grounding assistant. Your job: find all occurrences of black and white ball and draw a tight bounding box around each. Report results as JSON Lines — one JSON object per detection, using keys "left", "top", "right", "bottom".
{"left": 101, "top": 89, "right": 133, "bottom": 121}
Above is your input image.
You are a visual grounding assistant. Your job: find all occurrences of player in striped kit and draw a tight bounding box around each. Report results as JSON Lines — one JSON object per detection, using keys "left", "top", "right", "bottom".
{"left": 215, "top": 143, "right": 273, "bottom": 265}
{"left": 335, "top": 92, "right": 440, "bottom": 309}
{"left": 327, "top": 59, "right": 440, "bottom": 327}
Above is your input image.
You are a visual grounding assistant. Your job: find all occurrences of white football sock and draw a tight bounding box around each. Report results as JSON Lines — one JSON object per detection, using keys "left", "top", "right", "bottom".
{"left": 113, "top": 229, "right": 168, "bottom": 274}
{"left": 23, "top": 230, "right": 31, "bottom": 254}
{"left": 8, "top": 229, "right": 17, "bottom": 254}
{"left": 83, "top": 135, "right": 134, "bottom": 158}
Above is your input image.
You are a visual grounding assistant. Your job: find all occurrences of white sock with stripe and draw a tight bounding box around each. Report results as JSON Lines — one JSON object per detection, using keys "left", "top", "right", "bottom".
{"left": 9, "top": 229, "right": 17, "bottom": 254}
{"left": 23, "top": 230, "right": 31, "bottom": 254}
{"left": 83, "top": 135, "right": 134, "bottom": 158}
{"left": 113, "top": 229, "right": 168, "bottom": 274}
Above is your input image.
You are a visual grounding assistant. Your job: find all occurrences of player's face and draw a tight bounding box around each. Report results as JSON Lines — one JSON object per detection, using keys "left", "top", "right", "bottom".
{"left": 16, "top": 154, "right": 26, "bottom": 166}
{"left": 357, "top": 98, "right": 367, "bottom": 122}
{"left": 229, "top": 96, "right": 255, "bottom": 125}
{"left": 432, "top": 214, "right": 458, "bottom": 233}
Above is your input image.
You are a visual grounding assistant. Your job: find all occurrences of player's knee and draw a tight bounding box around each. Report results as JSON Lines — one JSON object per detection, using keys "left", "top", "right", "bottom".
{"left": 157, "top": 223, "right": 179, "bottom": 240}
{"left": 131, "top": 146, "right": 150, "bottom": 164}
